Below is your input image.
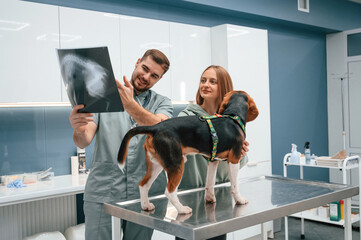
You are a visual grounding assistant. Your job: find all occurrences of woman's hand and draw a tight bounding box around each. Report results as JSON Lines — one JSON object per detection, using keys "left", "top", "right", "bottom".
{"left": 241, "top": 140, "right": 249, "bottom": 156}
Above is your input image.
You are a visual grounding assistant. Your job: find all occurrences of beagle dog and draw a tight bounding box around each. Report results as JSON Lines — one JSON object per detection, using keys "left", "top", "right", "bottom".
{"left": 118, "top": 90, "right": 259, "bottom": 214}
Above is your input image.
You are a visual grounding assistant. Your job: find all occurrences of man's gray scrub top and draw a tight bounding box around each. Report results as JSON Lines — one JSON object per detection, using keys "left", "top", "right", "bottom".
{"left": 84, "top": 89, "right": 173, "bottom": 203}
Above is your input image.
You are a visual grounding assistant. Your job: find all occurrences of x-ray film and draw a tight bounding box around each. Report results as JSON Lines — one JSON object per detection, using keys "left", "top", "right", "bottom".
{"left": 57, "top": 46, "right": 123, "bottom": 113}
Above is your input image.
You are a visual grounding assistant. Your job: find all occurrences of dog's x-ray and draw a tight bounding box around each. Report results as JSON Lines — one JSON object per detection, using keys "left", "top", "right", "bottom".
{"left": 57, "top": 47, "right": 123, "bottom": 113}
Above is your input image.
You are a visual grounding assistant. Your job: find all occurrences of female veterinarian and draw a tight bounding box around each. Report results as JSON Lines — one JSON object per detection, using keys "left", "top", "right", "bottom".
{"left": 176, "top": 65, "right": 249, "bottom": 240}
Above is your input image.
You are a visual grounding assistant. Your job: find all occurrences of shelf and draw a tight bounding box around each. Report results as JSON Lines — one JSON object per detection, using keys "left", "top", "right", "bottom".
{"left": 284, "top": 155, "right": 359, "bottom": 170}
{"left": 283, "top": 153, "right": 360, "bottom": 239}
{"left": 284, "top": 162, "right": 358, "bottom": 170}
{"left": 290, "top": 211, "right": 360, "bottom": 226}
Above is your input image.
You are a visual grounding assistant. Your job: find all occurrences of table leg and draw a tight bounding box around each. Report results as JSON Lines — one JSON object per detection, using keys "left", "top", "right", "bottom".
{"left": 344, "top": 198, "right": 351, "bottom": 240}
{"left": 359, "top": 156, "right": 361, "bottom": 240}
{"left": 284, "top": 216, "right": 288, "bottom": 240}
{"left": 261, "top": 223, "right": 267, "bottom": 240}
{"left": 299, "top": 166, "right": 306, "bottom": 239}
{"left": 284, "top": 157, "right": 289, "bottom": 240}
{"left": 112, "top": 216, "right": 121, "bottom": 240}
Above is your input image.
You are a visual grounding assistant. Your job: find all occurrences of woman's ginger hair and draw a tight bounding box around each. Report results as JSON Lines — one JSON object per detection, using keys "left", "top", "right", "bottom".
{"left": 196, "top": 65, "right": 234, "bottom": 109}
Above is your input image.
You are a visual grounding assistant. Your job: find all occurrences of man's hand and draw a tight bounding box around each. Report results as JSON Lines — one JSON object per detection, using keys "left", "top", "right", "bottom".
{"left": 69, "top": 105, "right": 93, "bottom": 131}
{"left": 116, "top": 76, "right": 136, "bottom": 111}
{"left": 115, "top": 76, "right": 169, "bottom": 126}
{"left": 69, "top": 105, "right": 97, "bottom": 149}
{"left": 241, "top": 140, "right": 249, "bottom": 157}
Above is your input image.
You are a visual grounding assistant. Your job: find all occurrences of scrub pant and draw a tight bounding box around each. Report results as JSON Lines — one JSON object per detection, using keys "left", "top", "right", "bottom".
{"left": 84, "top": 201, "right": 154, "bottom": 240}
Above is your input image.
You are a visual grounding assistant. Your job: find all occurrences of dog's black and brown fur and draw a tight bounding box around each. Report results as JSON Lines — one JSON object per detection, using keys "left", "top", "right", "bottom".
{"left": 118, "top": 90, "right": 259, "bottom": 214}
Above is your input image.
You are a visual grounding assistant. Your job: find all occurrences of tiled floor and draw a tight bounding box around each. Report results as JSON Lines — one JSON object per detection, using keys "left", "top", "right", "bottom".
{"left": 272, "top": 217, "right": 360, "bottom": 240}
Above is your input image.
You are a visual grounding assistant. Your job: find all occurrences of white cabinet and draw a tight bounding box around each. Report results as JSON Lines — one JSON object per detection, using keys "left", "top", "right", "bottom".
{"left": 211, "top": 24, "right": 272, "bottom": 172}
{"left": 119, "top": 16, "right": 172, "bottom": 99}
{"left": 1, "top": 4, "right": 250, "bottom": 104}
{"left": 0, "top": 0, "right": 60, "bottom": 102}
{"left": 169, "top": 22, "right": 211, "bottom": 101}
{"left": 152, "top": 231, "right": 233, "bottom": 240}
{"left": 58, "top": 7, "right": 121, "bottom": 102}
{"left": 211, "top": 24, "right": 273, "bottom": 239}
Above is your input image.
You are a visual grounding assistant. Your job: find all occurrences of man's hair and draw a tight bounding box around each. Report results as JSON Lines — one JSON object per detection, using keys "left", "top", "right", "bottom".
{"left": 140, "top": 49, "right": 170, "bottom": 75}
{"left": 196, "top": 65, "right": 234, "bottom": 108}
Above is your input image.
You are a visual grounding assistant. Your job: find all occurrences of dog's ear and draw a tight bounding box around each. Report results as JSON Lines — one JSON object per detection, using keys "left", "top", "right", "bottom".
{"left": 218, "top": 91, "right": 233, "bottom": 114}
{"left": 246, "top": 95, "right": 259, "bottom": 122}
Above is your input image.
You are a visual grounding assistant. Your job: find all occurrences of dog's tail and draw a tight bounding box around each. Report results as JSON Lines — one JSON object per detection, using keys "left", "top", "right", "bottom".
{"left": 117, "top": 126, "right": 154, "bottom": 172}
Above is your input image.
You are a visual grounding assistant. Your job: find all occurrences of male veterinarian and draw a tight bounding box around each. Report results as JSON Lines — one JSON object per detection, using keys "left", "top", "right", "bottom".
{"left": 69, "top": 49, "right": 173, "bottom": 240}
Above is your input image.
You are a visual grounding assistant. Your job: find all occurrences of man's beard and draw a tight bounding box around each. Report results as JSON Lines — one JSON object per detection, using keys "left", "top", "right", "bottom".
{"left": 131, "top": 77, "right": 149, "bottom": 94}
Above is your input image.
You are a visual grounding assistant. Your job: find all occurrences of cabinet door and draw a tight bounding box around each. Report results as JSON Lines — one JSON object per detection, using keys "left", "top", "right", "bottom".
{"left": 59, "top": 7, "right": 121, "bottom": 102}
{"left": 119, "top": 16, "right": 171, "bottom": 99}
{"left": 226, "top": 25, "right": 271, "bottom": 166}
{"left": 0, "top": 0, "right": 60, "bottom": 102}
{"left": 152, "top": 230, "right": 173, "bottom": 240}
{"left": 348, "top": 61, "right": 361, "bottom": 148}
{"left": 152, "top": 230, "right": 233, "bottom": 240}
{"left": 169, "top": 22, "right": 211, "bottom": 102}
{"left": 211, "top": 24, "right": 273, "bottom": 238}
{"left": 211, "top": 24, "right": 271, "bottom": 167}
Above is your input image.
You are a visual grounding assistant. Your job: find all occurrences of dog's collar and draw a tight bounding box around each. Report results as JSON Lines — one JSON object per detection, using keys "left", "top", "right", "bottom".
{"left": 200, "top": 114, "right": 246, "bottom": 161}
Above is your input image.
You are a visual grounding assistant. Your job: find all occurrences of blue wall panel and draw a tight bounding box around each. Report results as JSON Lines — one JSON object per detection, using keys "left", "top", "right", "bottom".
{"left": 268, "top": 28, "right": 328, "bottom": 179}
{"left": 0, "top": 108, "right": 47, "bottom": 175}
{"left": 45, "top": 107, "right": 78, "bottom": 175}
{"left": 0, "top": 107, "right": 94, "bottom": 177}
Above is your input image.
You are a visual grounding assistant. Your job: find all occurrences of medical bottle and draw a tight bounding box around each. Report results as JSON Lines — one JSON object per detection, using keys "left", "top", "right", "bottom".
{"left": 330, "top": 201, "right": 340, "bottom": 221}
{"left": 77, "top": 147, "right": 86, "bottom": 174}
{"left": 290, "top": 144, "right": 301, "bottom": 164}
{"left": 340, "top": 200, "right": 344, "bottom": 220}
{"left": 304, "top": 141, "right": 311, "bottom": 164}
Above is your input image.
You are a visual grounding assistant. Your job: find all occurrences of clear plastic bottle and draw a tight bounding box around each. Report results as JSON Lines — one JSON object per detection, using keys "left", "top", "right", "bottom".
{"left": 290, "top": 144, "right": 301, "bottom": 163}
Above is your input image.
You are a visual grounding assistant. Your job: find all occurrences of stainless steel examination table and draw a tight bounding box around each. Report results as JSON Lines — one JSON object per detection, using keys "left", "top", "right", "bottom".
{"left": 104, "top": 175, "right": 359, "bottom": 240}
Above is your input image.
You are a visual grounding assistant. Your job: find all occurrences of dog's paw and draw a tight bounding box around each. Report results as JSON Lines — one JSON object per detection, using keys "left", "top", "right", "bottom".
{"left": 141, "top": 202, "right": 155, "bottom": 211}
{"left": 205, "top": 194, "right": 216, "bottom": 203}
{"left": 178, "top": 206, "right": 192, "bottom": 215}
{"left": 141, "top": 209, "right": 155, "bottom": 215}
{"left": 118, "top": 163, "right": 125, "bottom": 174}
{"left": 235, "top": 196, "right": 248, "bottom": 205}
{"left": 175, "top": 212, "right": 192, "bottom": 222}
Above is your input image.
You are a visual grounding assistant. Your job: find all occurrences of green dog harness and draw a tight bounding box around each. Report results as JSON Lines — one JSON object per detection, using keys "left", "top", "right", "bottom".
{"left": 200, "top": 114, "right": 246, "bottom": 161}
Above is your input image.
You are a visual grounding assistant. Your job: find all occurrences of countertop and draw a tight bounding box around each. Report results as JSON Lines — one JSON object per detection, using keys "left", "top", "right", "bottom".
{"left": 0, "top": 174, "right": 87, "bottom": 207}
